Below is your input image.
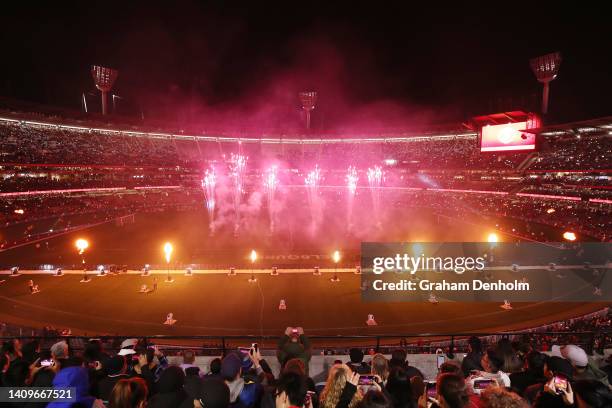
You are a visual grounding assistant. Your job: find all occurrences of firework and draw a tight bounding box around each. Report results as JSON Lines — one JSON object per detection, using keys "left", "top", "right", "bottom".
{"left": 229, "top": 154, "right": 248, "bottom": 233}
{"left": 201, "top": 168, "right": 216, "bottom": 230}
{"left": 367, "top": 166, "right": 384, "bottom": 225}
{"left": 346, "top": 166, "right": 358, "bottom": 229}
{"left": 263, "top": 166, "right": 279, "bottom": 232}
{"left": 305, "top": 166, "right": 322, "bottom": 231}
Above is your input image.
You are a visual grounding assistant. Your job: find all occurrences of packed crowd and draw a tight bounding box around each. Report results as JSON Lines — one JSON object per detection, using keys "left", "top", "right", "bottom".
{"left": 1, "top": 119, "right": 609, "bottom": 172}
{"left": 2, "top": 324, "right": 612, "bottom": 408}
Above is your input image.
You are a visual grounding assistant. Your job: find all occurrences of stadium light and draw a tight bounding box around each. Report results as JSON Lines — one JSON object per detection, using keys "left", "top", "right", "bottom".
{"left": 530, "top": 52, "right": 562, "bottom": 114}
{"left": 487, "top": 233, "right": 499, "bottom": 243}
{"left": 299, "top": 91, "right": 317, "bottom": 131}
{"left": 91, "top": 65, "right": 119, "bottom": 115}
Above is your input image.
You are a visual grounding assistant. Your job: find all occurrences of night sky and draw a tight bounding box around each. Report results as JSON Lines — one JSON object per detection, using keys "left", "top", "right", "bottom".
{"left": 2, "top": 1, "right": 611, "bottom": 130}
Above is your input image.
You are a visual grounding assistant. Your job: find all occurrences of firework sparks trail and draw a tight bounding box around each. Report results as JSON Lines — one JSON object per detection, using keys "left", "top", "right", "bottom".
{"left": 263, "top": 166, "right": 279, "bottom": 232}
{"left": 346, "top": 166, "right": 358, "bottom": 230}
{"left": 305, "top": 166, "right": 322, "bottom": 232}
{"left": 367, "top": 166, "right": 384, "bottom": 225}
{"left": 201, "top": 168, "right": 216, "bottom": 232}
{"left": 230, "top": 154, "right": 248, "bottom": 233}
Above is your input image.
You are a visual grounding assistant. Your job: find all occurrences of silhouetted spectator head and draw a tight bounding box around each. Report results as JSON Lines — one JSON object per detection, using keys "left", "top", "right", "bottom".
{"left": 194, "top": 378, "right": 230, "bottom": 408}
{"left": 436, "top": 373, "right": 469, "bottom": 408}
{"left": 349, "top": 348, "right": 364, "bottom": 364}
{"left": 481, "top": 349, "right": 504, "bottom": 374}
{"left": 358, "top": 390, "right": 392, "bottom": 408}
{"left": 276, "top": 371, "right": 308, "bottom": 408}
{"left": 209, "top": 357, "right": 222, "bottom": 375}
{"left": 480, "top": 386, "right": 528, "bottom": 408}
{"left": 468, "top": 336, "right": 482, "bottom": 353}
{"left": 109, "top": 377, "right": 148, "bottom": 408}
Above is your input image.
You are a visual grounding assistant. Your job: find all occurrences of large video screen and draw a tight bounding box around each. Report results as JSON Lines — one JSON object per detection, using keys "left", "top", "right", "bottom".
{"left": 480, "top": 121, "right": 535, "bottom": 152}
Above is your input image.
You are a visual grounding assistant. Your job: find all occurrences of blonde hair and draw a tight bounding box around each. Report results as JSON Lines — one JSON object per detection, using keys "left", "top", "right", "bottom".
{"left": 371, "top": 353, "right": 389, "bottom": 381}
{"left": 320, "top": 364, "right": 362, "bottom": 408}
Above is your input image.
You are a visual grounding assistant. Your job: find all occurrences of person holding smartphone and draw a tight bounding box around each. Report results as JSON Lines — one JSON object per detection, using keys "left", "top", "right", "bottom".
{"left": 278, "top": 327, "right": 312, "bottom": 375}
{"left": 531, "top": 356, "right": 575, "bottom": 408}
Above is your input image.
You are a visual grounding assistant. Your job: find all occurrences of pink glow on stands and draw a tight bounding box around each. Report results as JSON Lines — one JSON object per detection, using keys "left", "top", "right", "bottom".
{"left": 0, "top": 185, "right": 181, "bottom": 197}
{"left": 589, "top": 198, "right": 612, "bottom": 204}
{"left": 427, "top": 188, "right": 508, "bottom": 195}
{"left": 516, "top": 193, "right": 581, "bottom": 201}
{"left": 134, "top": 186, "right": 181, "bottom": 190}
{"left": 0, "top": 187, "right": 126, "bottom": 197}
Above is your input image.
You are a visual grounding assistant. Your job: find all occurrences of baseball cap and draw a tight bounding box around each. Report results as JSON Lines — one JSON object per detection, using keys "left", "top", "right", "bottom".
{"left": 551, "top": 345, "right": 588, "bottom": 368}
{"left": 221, "top": 352, "right": 242, "bottom": 380}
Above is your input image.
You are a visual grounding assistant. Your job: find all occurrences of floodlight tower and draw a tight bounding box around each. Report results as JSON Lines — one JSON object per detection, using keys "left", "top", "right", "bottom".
{"left": 299, "top": 91, "right": 317, "bottom": 131}
{"left": 91, "top": 65, "right": 119, "bottom": 115}
{"left": 530, "top": 52, "right": 561, "bottom": 114}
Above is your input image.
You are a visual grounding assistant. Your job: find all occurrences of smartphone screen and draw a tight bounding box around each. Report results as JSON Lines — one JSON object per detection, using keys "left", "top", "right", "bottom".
{"left": 473, "top": 379, "right": 494, "bottom": 390}
{"left": 358, "top": 375, "right": 376, "bottom": 385}
{"left": 553, "top": 375, "right": 568, "bottom": 393}
{"left": 436, "top": 355, "right": 445, "bottom": 368}
{"left": 426, "top": 382, "right": 437, "bottom": 398}
{"left": 40, "top": 359, "right": 53, "bottom": 367}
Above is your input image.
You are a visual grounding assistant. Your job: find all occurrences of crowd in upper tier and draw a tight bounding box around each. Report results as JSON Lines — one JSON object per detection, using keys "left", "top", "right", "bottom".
{"left": 1, "top": 120, "right": 609, "bottom": 171}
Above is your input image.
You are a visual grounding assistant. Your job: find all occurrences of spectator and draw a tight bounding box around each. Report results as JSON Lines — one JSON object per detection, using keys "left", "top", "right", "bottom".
{"left": 222, "top": 352, "right": 262, "bottom": 408}
{"left": 572, "top": 379, "right": 612, "bottom": 408}
{"left": 278, "top": 327, "right": 312, "bottom": 374}
{"left": 385, "top": 367, "right": 416, "bottom": 408}
{"left": 109, "top": 377, "right": 148, "bottom": 408}
{"left": 370, "top": 354, "right": 389, "bottom": 384}
{"left": 461, "top": 337, "right": 483, "bottom": 378}
{"left": 552, "top": 344, "right": 609, "bottom": 386}
{"left": 348, "top": 349, "right": 370, "bottom": 375}
{"left": 389, "top": 349, "right": 422, "bottom": 380}
{"left": 180, "top": 350, "right": 200, "bottom": 376}
{"left": 190, "top": 378, "right": 231, "bottom": 408}
{"left": 207, "top": 357, "right": 223, "bottom": 379}
{"left": 275, "top": 371, "right": 309, "bottom": 408}
{"left": 320, "top": 364, "right": 362, "bottom": 408}
{"left": 480, "top": 386, "right": 528, "bottom": 408}
{"left": 418, "top": 373, "right": 469, "bottom": 408}
{"left": 98, "top": 355, "right": 130, "bottom": 403}
{"left": 509, "top": 351, "right": 546, "bottom": 396}
{"left": 474, "top": 349, "right": 510, "bottom": 387}
{"left": 358, "top": 390, "right": 392, "bottom": 408}
{"left": 148, "top": 365, "right": 188, "bottom": 408}
{"left": 528, "top": 356, "right": 574, "bottom": 408}
{"left": 47, "top": 366, "right": 105, "bottom": 408}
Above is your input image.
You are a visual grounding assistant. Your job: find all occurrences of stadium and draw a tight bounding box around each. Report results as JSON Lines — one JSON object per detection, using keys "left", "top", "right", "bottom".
{"left": 0, "top": 3, "right": 611, "bottom": 408}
